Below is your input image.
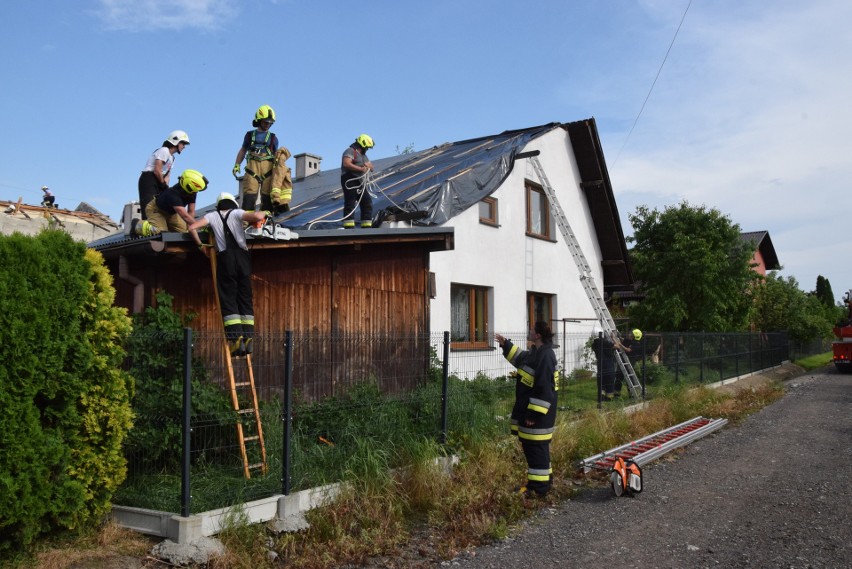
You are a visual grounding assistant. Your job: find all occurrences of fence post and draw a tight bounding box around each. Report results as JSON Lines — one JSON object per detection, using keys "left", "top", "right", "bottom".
{"left": 597, "top": 331, "right": 603, "bottom": 409}
{"left": 699, "top": 333, "right": 705, "bottom": 383}
{"left": 675, "top": 335, "right": 680, "bottom": 384}
{"left": 283, "top": 330, "right": 293, "bottom": 496}
{"left": 440, "top": 331, "right": 450, "bottom": 445}
{"left": 180, "top": 327, "right": 192, "bottom": 518}
{"left": 735, "top": 334, "right": 739, "bottom": 377}
{"left": 641, "top": 337, "right": 646, "bottom": 398}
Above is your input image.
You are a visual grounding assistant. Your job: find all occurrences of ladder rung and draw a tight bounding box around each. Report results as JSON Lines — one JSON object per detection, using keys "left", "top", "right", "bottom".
{"left": 244, "top": 435, "right": 260, "bottom": 442}
{"left": 247, "top": 462, "right": 265, "bottom": 470}
{"left": 237, "top": 408, "right": 255, "bottom": 415}
{"left": 234, "top": 381, "right": 251, "bottom": 387}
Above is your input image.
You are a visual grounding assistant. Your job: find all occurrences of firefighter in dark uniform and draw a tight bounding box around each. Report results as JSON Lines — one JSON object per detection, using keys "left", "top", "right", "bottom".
{"left": 188, "top": 192, "right": 268, "bottom": 357}
{"left": 496, "top": 321, "right": 559, "bottom": 497}
{"left": 340, "top": 134, "right": 375, "bottom": 228}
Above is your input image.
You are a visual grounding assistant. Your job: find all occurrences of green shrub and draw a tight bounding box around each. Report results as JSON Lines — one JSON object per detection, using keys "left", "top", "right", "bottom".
{"left": 0, "top": 232, "right": 133, "bottom": 553}
{"left": 123, "top": 292, "right": 234, "bottom": 472}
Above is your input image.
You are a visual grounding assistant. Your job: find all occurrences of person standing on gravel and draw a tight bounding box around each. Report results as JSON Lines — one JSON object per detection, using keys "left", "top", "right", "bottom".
{"left": 495, "top": 321, "right": 558, "bottom": 497}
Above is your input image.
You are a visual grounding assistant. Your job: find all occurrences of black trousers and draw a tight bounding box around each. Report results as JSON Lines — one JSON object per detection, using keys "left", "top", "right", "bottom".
{"left": 138, "top": 171, "right": 162, "bottom": 220}
{"left": 341, "top": 174, "right": 372, "bottom": 224}
{"left": 217, "top": 247, "right": 254, "bottom": 341}
{"left": 521, "top": 440, "right": 552, "bottom": 495}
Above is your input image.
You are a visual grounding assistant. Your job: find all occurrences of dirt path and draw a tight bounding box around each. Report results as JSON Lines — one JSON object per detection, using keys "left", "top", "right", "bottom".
{"left": 446, "top": 368, "right": 852, "bottom": 569}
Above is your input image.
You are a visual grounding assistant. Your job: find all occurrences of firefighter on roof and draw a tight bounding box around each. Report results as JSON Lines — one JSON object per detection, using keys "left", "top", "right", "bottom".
{"left": 496, "top": 322, "right": 558, "bottom": 498}
{"left": 340, "top": 134, "right": 375, "bottom": 228}
{"left": 133, "top": 169, "right": 207, "bottom": 236}
{"left": 233, "top": 105, "right": 293, "bottom": 214}
{"left": 138, "top": 130, "right": 190, "bottom": 219}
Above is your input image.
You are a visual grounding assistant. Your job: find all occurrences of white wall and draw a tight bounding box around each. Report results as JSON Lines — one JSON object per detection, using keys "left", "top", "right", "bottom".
{"left": 428, "top": 127, "right": 606, "bottom": 343}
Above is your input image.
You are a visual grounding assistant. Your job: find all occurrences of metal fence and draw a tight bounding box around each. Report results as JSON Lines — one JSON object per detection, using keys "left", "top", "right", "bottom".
{"left": 114, "top": 329, "right": 801, "bottom": 515}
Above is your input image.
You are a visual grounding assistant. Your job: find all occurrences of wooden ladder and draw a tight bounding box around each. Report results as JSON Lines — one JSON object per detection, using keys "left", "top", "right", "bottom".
{"left": 207, "top": 234, "right": 268, "bottom": 479}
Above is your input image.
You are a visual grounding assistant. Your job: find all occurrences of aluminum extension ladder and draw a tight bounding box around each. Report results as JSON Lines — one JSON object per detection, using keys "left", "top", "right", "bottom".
{"left": 517, "top": 151, "right": 642, "bottom": 398}
{"left": 207, "top": 234, "right": 268, "bottom": 479}
{"left": 579, "top": 416, "right": 728, "bottom": 473}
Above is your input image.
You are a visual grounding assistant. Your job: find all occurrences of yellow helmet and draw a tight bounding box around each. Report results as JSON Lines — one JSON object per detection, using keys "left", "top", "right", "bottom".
{"left": 179, "top": 169, "right": 208, "bottom": 193}
{"left": 356, "top": 134, "right": 374, "bottom": 149}
{"left": 253, "top": 105, "right": 276, "bottom": 126}
{"left": 632, "top": 329, "right": 643, "bottom": 341}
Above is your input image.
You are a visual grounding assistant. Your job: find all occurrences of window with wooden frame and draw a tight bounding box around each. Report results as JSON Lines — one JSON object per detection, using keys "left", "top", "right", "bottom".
{"left": 479, "top": 197, "right": 498, "bottom": 226}
{"left": 451, "top": 283, "right": 491, "bottom": 349}
{"left": 526, "top": 180, "right": 554, "bottom": 240}
{"left": 527, "top": 291, "right": 554, "bottom": 329}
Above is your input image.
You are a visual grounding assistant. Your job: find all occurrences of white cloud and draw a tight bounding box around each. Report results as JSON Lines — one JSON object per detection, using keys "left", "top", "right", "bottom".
{"left": 605, "top": 1, "right": 852, "bottom": 294}
{"left": 94, "top": 0, "right": 237, "bottom": 31}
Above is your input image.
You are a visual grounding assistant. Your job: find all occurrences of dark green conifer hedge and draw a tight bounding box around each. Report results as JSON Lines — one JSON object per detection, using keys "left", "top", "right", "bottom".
{"left": 0, "top": 231, "right": 133, "bottom": 553}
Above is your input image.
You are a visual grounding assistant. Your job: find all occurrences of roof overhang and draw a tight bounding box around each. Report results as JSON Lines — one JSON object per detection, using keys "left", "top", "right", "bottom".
{"left": 565, "top": 119, "right": 634, "bottom": 293}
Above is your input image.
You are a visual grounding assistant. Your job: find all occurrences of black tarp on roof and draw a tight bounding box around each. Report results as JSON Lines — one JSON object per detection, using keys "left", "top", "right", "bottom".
{"left": 278, "top": 123, "right": 562, "bottom": 230}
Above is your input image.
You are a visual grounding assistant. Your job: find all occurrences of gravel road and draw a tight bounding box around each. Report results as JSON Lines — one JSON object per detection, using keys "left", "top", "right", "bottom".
{"left": 445, "top": 368, "right": 852, "bottom": 569}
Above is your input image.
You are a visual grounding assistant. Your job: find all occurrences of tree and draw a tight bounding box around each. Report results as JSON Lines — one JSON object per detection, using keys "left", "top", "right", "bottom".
{"left": 627, "top": 202, "right": 759, "bottom": 332}
{"left": 814, "top": 275, "right": 836, "bottom": 309}
{"left": 751, "top": 273, "right": 834, "bottom": 342}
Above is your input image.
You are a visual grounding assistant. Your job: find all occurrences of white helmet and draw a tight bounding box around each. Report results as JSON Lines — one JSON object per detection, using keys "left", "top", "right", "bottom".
{"left": 165, "top": 130, "right": 190, "bottom": 146}
{"left": 216, "top": 192, "right": 239, "bottom": 209}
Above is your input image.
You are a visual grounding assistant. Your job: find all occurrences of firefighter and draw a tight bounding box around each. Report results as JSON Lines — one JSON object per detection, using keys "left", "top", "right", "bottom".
{"left": 614, "top": 328, "right": 643, "bottom": 396}
{"left": 188, "top": 192, "right": 266, "bottom": 356}
{"left": 40, "top": 186, "right": 55, "bottom": 208}
{"left": 233, "top": 105, "right": 293, "bottom": 214}
{"left": 340, "top": 134, "right": 375, "bottom": 228}
{"left": 138, "top": 130, "right": 190, "bottom": 219}
{"left": 133, "top": 169, "right": 207, "bottom": 236}
{"left": 495, "top": 321, "right": 558, "bottom": 498}
{"left": 592, "top": 330, "right": 618, "bottom": 400}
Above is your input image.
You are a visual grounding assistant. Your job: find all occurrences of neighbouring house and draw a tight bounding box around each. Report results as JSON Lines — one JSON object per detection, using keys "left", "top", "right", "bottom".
{"left": 1, "top": 199, "right": 120, "bottom": 242}
{"left": 89, "top": 118, "right": 633, "bottom": 393}
{"left": 740, "top": 231, "right": 781, "bottom": 275}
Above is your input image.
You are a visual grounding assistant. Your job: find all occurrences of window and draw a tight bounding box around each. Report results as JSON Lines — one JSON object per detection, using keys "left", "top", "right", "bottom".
{"left": 479, "top": 197, "right": 498, "bottom": 226}
{"left": 526, "top": 180, "right": 554, "bottom": 240}
{"left": 527, "top": 292, "right": 554, "bottom": 328}
{"left": 451, "top": 284, "right": 491, "bottom": 349}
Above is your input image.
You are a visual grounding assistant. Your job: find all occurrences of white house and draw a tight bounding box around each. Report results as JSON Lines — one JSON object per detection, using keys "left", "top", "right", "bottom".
{"left": 279, "top": 119, "right": 633, "bottom": 374}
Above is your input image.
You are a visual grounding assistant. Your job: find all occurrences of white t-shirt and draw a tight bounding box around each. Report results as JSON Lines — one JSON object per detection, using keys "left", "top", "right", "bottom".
{"left": 142, "top": 146, "right": 174, "bottom": 176}
{"left": 203, "top": 209, "right": 249, "bottom": 252}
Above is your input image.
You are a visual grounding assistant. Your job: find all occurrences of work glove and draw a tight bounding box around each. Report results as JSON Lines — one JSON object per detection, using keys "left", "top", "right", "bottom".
{"left": 232, "top": 164, "right": 241, "bottom": 177}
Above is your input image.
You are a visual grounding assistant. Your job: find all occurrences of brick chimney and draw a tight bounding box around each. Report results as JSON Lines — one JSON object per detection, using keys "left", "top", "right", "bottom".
{"left": 294, "top": 153, "right": 322, "bottom": 179}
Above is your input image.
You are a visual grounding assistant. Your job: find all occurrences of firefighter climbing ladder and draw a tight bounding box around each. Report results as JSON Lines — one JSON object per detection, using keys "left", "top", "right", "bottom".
{"left": 579, "top": 416, "right": 728, "bottom": 473}
{"left": 207, "top": 236, "right": 268, "bottom": 479}
{"left": 517, "top": 151, "right": 642, "bottom": 398}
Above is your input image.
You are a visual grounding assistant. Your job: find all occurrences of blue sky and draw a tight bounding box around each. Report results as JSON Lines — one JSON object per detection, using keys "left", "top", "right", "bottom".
{"left": 3, "top": 1, "right": 851, "bottom": 301}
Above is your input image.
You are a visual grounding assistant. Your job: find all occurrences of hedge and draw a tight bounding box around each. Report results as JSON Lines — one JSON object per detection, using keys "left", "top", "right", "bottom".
{"left": 0, "top": 231, "right": 133, "bottom": 553}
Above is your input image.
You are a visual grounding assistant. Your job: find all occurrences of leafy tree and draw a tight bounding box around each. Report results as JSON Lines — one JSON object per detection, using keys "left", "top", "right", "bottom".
{"left": 0, "top": 231, "right": 133, "bottom": 553}
{"left": 627, "top": 202, "right": 759, "bottom": 332}
{"left": 751, "top": 272, "right": 834, "bottom": 342}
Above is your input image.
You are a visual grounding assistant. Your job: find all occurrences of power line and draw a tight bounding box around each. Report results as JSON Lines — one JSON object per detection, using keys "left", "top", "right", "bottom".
{"left": 612, "top": 0, "right": 692, "bottom": 167}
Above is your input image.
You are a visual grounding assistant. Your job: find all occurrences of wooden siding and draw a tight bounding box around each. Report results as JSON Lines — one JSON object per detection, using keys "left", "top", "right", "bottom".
{"left": 108, "top": 242, "right": 434, "bottom": 400}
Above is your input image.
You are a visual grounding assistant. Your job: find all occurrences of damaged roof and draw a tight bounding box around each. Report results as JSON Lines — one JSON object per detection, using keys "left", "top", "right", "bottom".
{"left": 88, "top": 118, "right": 633, "bottom": 291}
{"left": 278, "top": 118, "right": 633, "bottom": 291}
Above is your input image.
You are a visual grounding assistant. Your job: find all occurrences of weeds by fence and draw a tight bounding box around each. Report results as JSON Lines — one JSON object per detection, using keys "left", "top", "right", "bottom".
{"left": 113, "top": 329, "right": 801, "bottom": 514}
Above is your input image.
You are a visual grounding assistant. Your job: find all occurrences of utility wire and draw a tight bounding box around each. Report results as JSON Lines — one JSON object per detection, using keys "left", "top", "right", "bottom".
{"left": 612, "top": 0, "right": 692, "bottom": 167}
